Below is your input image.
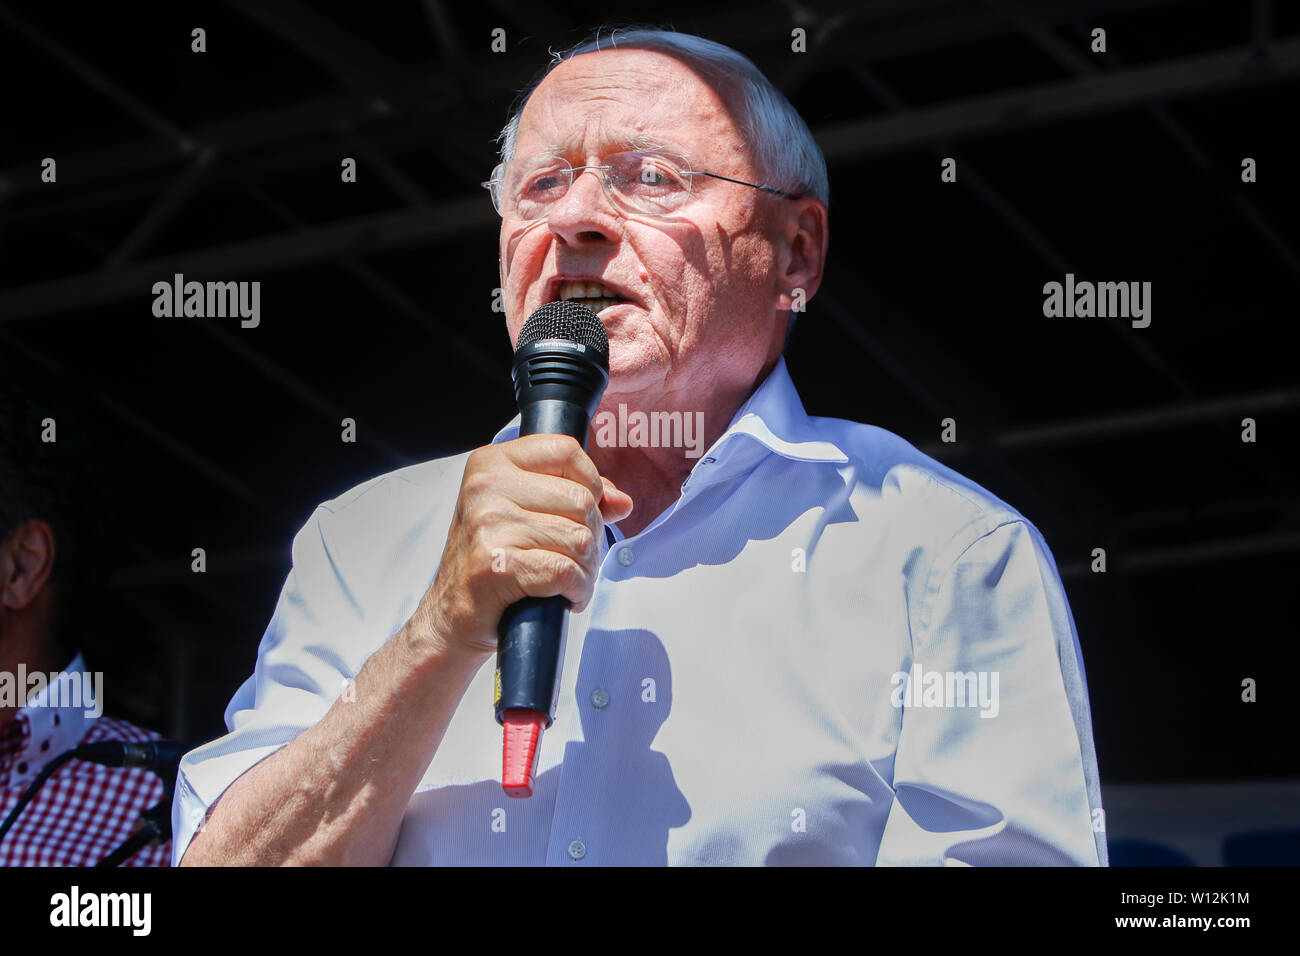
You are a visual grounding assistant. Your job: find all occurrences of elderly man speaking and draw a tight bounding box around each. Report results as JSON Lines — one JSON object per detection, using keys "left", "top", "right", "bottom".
{"left": 174, "top": 26, "right": 1105, "bottom": 866}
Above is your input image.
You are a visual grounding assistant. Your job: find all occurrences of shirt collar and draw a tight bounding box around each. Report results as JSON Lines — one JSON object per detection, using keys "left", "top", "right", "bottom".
{"left": 489, "top": 356, "right": 849, "bottom": 468}
{"left": 0, "top": 652, "right": 99, "bottom": 790}
{"left": 714, "top": 356, "right": 850, "bottom": 465}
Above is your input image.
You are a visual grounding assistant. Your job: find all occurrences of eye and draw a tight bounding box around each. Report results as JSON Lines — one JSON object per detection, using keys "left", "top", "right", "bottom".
{"left": 522, "top": 174, "right": 562, "bottom": 197}
{"left": 617, "top": 154, "right": 686, "bottom": 194}
{"left": 518, "top": 163, "right": 569, "bottom": 199}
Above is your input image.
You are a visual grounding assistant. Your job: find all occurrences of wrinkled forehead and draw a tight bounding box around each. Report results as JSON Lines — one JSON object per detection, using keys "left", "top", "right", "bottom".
{"left": 514, "top": 48, "right": 747, "bottom": 161}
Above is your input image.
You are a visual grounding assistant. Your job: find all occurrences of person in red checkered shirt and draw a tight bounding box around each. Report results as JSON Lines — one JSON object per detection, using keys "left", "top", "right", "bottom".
{"left": 0, "top": 382, "right": 171, "bottom": 866}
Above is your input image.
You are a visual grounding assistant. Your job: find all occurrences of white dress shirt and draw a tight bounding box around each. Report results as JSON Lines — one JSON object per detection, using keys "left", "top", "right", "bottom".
{"left": 172, "top": 357, "right": 1106, "bottom": 866}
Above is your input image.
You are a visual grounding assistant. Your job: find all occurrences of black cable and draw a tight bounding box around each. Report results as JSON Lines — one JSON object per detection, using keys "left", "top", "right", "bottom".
{"left": 96, "top": 826, "right": 156, "bottom": 868}
{"left": 0, "top": 748, "right": 78, "bottom": 843}
{"left": 95, "top": 797, "right": 173, "bottom": 867}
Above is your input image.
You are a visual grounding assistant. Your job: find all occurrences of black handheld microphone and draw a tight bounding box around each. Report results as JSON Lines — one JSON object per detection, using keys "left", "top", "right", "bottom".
{"left": 496, "top": 301, "right": 610, "bottom": 797}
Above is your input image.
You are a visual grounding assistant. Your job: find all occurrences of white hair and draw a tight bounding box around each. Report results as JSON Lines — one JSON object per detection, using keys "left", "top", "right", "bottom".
{"left": 496, "top": 25, "right": 830, "bottom": 208}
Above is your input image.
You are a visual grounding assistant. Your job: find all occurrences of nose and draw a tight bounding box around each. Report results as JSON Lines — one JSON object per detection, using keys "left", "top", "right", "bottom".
{"left": 546, "top": 166, "right": 622, "bottom": 245}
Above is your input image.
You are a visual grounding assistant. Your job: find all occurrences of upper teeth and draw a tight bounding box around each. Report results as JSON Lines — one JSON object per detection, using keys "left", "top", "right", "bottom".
{"left": 559, "top": 280, "right": 622, "bottom": 301}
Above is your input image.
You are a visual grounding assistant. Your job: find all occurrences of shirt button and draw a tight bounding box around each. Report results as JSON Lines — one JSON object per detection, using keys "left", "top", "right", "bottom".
{"left": 590, "top": 688, "right": 610, "bottom": 709}
{"left": 17, "top": 762, "right": 27, "bottom": 774}
{"left": 567, "top": 839, "right": 587, "bottom": 861}
{"left": 617, "top": 547, "right": 634, "bottom": 567}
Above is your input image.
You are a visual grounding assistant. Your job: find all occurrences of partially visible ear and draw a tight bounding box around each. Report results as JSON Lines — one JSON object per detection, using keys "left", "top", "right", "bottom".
{"left": 774, "top": 196, "right": 829, "bottom": 311}
{"left": 0, "top": 519, "right": 56, "bottom": 612}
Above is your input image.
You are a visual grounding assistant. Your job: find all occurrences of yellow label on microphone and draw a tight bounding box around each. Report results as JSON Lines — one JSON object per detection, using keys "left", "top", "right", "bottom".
{"left": 494, "top": 669, "right": 502, "bottom": 706}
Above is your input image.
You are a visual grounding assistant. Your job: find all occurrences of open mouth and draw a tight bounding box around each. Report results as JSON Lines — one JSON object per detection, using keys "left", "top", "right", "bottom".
{"left": 552, "top": 279, "right": 632, "bottom": 314}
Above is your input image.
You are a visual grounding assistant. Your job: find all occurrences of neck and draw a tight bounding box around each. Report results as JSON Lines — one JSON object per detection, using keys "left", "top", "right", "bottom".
{"left": 588, "top": 443, "right": 692, "bottom": 538}
{"left": 587, "top": 355, "right": 779, "bottom": 537}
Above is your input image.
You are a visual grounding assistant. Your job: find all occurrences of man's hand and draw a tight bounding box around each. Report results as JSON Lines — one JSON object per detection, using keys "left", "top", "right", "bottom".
{"left": 415, "top": 435, "right": 634, "bottom": 658}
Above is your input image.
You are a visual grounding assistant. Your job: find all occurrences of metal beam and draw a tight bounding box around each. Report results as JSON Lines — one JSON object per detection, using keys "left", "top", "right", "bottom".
{"left": 0, "top": 93, "right": 454, "bottom": 211}
{"left": 222, "top": 0, "right": 422, "bottom": 107}
{"left": 193, "top": 318, "right": 414, "bottom": 468}
{"left": 987, "top": 0, "right": 1093, "bottom": 73}
{"left": 849, "top": 60, "right": 1198, "bottom": 402}
{"left": 704, "top": 0, "right": 1188, "bottom": 91}
{"left": 0, "top": 197, "right": 496, "bottom": 320}
{"left": 0, "top": 3, "right": 192, "bottom": 151}
{"left": 993, "top": 5, "right": 1300, "bottom": 286}
{"left": 1119, "top": 493, "right": 1300, "bottom": 534}
{"left": 1058, "top": 530, "right": 1300, "bottom": 579}
{"left": 816, "top": 290, "right": 950, "bottom": 420}
{"left": 245, "top": 187, "right": 505, "bottom": 387}
{"left": 816, "top": 39, "right": 1300, "bottom": 162}
{"left": 1253, "top": 0, "right": 1273, "bottom": 50}
{"left": 0, "top": 109, "right": 490, "bottom": 232}
{"left": 1, "top": 3, "right": 434, "bottom": 473}
{"left": 919, "top": 8, "right": 1297, "bottom": 505}
{"left": 340, "top": 126, "right": 433, "bottom": 207}
{"left": 0, "top": 328, "right": 265, "bottom": 506}
{"left": 922, "top": 386, "right": 1300, "bottom": 456}
{"left": 422, "top": 0, "right": 468, "bottom": 70}
{"left": 1061, "top": 17, "right": 1300, "bottom": 283}
{"left": 106, "top": 148, "right": 216, "bottom": 268}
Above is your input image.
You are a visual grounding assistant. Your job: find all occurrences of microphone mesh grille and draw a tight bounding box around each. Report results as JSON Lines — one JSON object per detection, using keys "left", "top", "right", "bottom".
{"left": 516, "top": 301, "right": 609, "bottom": 360}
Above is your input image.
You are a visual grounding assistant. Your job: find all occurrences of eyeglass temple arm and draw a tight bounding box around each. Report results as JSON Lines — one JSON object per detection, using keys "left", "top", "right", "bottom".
{"left": 689, "top": 170, "right": 802, "bottom": 199}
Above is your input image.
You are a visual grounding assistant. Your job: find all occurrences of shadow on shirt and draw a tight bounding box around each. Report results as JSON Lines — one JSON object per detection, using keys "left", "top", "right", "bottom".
{"left": 616, "top": 455, "right": 861, "bottom": 578}
{"left": 395, "top": 629, "right": 691, "bottom": 865}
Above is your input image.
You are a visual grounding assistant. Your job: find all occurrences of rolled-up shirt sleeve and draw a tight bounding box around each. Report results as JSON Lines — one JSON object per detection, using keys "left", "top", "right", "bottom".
{"left": 877, "top": 519, "right": 1106, "bottom": 866}
{"left": 170, "top": 499, "right": 375, "bottom": 866}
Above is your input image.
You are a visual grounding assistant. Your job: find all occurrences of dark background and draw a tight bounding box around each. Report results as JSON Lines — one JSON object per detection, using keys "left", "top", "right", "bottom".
{"left": 1, "top": 0, "right": 1296, "bottom": 801}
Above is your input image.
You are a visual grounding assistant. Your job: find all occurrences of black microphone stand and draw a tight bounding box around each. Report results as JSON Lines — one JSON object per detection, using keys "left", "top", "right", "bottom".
{"left": 96, "top": 795, "right": 173, "bottom": 867}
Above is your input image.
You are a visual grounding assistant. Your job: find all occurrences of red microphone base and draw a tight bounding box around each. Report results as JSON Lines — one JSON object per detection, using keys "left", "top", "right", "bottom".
{"left": 502, "top": 708, "right": 547, "bottom": 798}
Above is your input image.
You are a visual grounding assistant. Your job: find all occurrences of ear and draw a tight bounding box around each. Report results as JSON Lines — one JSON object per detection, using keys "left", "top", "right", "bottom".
{"left": 0, "top": 519, "right": 56, "bottom": 612}
{"left": 774, "top": 197, "right": 828, "bottom": 312}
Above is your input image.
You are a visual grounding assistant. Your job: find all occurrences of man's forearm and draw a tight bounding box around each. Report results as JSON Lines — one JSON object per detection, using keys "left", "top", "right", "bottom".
{"left": 179, "top": 607, "right": 490, "bottom": 866}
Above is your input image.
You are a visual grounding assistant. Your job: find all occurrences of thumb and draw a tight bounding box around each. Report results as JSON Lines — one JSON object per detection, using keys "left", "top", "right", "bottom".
{"left": 598, "top": 476, "right": 634, "bottom": 522}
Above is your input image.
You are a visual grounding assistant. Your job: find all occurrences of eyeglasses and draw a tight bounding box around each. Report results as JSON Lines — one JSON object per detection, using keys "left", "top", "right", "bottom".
{"left": 481, "top": 150, "right": 803, "bottom": 221}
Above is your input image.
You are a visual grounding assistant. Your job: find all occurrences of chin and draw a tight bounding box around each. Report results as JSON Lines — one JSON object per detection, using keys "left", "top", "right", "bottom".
{"left": 602, "top": 357, "right": 660, "bottom": 398}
